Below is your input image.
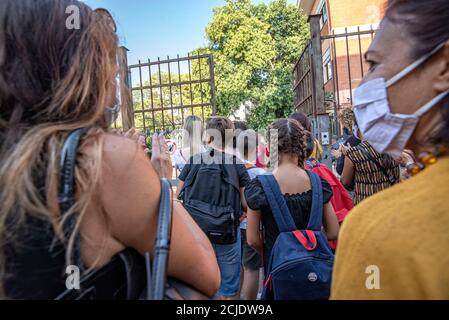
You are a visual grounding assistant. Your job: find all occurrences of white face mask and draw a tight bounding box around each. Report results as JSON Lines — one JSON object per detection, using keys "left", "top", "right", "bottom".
{"left": 353, "top": 41, "right": 449, "bottom": 158}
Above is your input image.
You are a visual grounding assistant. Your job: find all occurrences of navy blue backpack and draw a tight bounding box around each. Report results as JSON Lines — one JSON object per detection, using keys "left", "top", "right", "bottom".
{"left": 259, "top": 171, "right": 334, "bottom": 300}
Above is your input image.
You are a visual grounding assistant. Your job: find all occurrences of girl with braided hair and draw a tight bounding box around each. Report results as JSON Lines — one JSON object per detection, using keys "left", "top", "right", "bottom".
{"left": 244, "top": 119, "right": 339, "bottom": 271}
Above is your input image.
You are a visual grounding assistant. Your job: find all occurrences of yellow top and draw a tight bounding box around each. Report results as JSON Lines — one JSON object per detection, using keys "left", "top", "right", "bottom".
{"left": 331, "top": 156, "right": 449, "bottom": 300}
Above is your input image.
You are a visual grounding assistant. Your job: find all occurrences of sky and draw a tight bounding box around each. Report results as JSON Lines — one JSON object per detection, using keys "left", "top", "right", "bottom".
{"left": 82, "top": 0, "right": 297, "bottom": 66}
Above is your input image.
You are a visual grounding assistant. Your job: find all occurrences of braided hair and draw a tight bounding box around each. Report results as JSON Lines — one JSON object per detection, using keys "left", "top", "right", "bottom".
{"left": 269, "top": 119, "right": 307, "bottom": 168}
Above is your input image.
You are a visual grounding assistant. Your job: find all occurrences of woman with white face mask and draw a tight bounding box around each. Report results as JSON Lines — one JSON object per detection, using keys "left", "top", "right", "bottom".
{"left": 332, "top": 0, "right": 449, "bottom": 299}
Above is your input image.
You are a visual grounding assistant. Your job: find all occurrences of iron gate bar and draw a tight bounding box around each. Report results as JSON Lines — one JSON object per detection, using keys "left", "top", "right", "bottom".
{"left": 187, "top": 53, "right": 195, "bottom": 116}
{"left": 177, "top": 54, "right": 185, "bottom": 126}
{"left": 293, "top": 69, "right": 311, "bottom": 91}
{"left": 328, "top": 36, "right": 339, "bottom": 135}
{"left": 321, "top": 29, "right": 377, "bottom": 40}
{"left": 131, "top": 79, "right": 211, "bottom": 91}
{"left": 128, "top": 53, "right": 215, "bottom": 138}
{"left": 147, "top": 59, "right": 156, "bottom": 131}
{"left": 357, "top": 26, "right": 365, "bottom": 78}
{"left": 209, "top": 55, "right": 217, "bottom": 115}
{"left": 132, "top": 103, "right": 212, "bottom": 114}
{"left": 197, "top": 55, "right": 205, "bottom": 121}
{"left": 309, "top": 39, "right": 317, "bottom": 117}
{"left": 119, "top": 46, "right": 134, "bottom": 131}
{"left": 345, "top": 27, "right": 353, "bottom": 104}
{"left": 295, "top": 59, "right": 310, "bottom": 85}
{"left": 128, "top": 54, "right": 212, "bottom": 68}
{"left": 293, "top": 40, "right": 315, "bottom": 115}
{"left": 331, "top": 30, "right": 340, "bottom": 109}
{"left": 293, "top": 18, "right": 378, "bottom": 135}
{"left": 138, "top": 60, "right": 147, "bottom": 134}
{"left": 293, "top": 40, "right": 311, "bottom": 71}
{"left": 126, "top": 52, "right": 134, "bottom": 129}
{"left": 294, "top": 41, "right": 312, "bottom": 112}
{"left": 296, "top": 94, "right": 313, "bottom": 110}
{"left": 167, "top": 56, "right": 176, "bottom": 130}
{"left": 157, "top": 57, "right": 165, "bottom": 130}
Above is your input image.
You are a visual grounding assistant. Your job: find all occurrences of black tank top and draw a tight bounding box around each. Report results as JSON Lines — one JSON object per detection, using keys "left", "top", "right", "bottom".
{"left": 4, "top": 213, "right": 73, "bottom": 299}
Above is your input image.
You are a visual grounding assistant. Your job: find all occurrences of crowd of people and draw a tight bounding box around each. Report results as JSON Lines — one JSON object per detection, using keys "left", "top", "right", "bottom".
{"left": 0, "top": 0, "right": 448, "bottom": 300}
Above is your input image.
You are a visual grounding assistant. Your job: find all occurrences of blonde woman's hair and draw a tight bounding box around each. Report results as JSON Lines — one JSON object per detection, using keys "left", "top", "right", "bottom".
{"left": 182, "top": 115, "right": 203, "bottom": 150}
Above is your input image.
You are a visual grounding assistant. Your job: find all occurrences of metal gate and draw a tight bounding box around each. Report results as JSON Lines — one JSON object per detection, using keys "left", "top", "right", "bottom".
{"left": 293, "top": 41, "right": 314, "bottom": 116}
{"left": 322, "top": 26, "right": 376, "bottom": 132}
{"left": 292, "top": 15, "right": 377, "bottom": 168}
{"left": 293, "top": 15, "right": 377, "bottom": 134}
{"left": 116, "top": 52, "right": 216, "bottom": 137}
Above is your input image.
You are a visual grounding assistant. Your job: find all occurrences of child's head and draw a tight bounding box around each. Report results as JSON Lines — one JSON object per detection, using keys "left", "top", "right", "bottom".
{"left": 289, "top": 112, "right": 312, "bottom": 132}
{"left": 205, "top": 117, "right": 235, "bottom": 150}
{"left": 269, "top": 118, "right": 306, "bottom": 167}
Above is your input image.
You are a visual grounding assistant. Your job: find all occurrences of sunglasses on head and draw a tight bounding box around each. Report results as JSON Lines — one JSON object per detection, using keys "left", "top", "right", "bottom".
{"left": 94, "top": 8, "right": 117, "bottom": 33}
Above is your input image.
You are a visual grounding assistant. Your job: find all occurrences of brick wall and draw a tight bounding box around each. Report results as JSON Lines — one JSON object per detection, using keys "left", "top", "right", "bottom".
{"left": 328, "top": 0, "right": 386, "bottom": 28}
{"left": 322, "top": 35, "right": 373, "bottom": 110}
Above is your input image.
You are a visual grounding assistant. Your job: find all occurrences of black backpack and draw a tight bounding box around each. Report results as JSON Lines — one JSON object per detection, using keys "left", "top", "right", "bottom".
{"left": 181, "top": 150, "right": 242, "bottom": 245}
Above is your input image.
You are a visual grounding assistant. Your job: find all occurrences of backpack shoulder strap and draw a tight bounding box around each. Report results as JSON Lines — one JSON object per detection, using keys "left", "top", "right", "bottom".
{"left": 54, "top": 128, "right": 87, "bottom": 267}
{"left": 306, "top": 171, "right": 324, "bottom": 231}
{"left": 151, "top": 178, "right": 172, "bottom": 300}
{"left": 59, "top": 128, "right": 87, "bottom": 214}
{"left": 180, "top": 154, "right": 203, "bottom": 193}
{"left": 258, "top": 174, "right": 296, "bottom": 232}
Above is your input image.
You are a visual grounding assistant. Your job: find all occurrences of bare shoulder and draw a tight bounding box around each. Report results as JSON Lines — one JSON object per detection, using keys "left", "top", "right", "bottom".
{"left": 80, "top": 132, "right": 157, "bottom": 186}
{"left": 98, "top": 133, "right": 161, "bottom": 250}
{"left": 78, "top": 132, "right": 162, "bottom": 259}
{"left": 99, "top": 132, "right": 161, "bottom": 200}
{"left": 101, "top": 133, "right": 150, "bottom": 173}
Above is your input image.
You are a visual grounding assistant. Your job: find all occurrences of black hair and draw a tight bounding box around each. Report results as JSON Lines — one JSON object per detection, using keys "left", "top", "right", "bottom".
{"left": 269, "top": 118, "right": 306, "bottom": 167}
{"left": 289, "top": 112, "right": 312, "bottom": 132}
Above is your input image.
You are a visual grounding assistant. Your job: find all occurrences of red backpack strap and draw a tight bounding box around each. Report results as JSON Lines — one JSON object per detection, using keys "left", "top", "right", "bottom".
{"left": 292, "top": 230, "right": 317, "bottom": 251}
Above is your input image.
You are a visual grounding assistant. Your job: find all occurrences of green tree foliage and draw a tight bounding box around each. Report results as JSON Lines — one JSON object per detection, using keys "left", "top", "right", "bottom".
{"left": 198, "top": 0, "right": 309, "bottom": 129}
